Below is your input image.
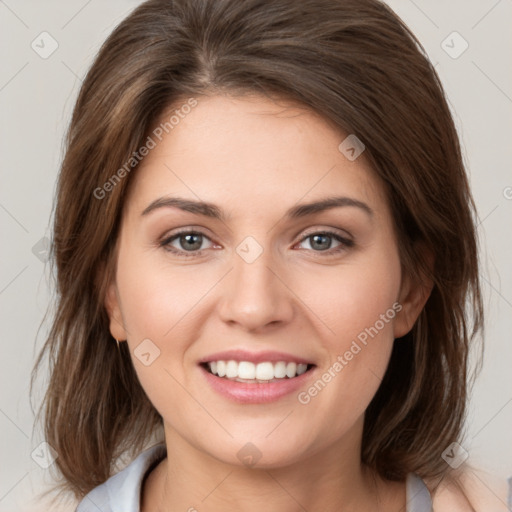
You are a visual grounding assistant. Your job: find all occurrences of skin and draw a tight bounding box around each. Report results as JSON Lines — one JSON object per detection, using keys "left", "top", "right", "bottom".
{"left": 106, "top": 94, "right": 431, "bottom": 512}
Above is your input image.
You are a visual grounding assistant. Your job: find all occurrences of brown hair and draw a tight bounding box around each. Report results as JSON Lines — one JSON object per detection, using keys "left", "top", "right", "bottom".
{"left": 31, "top": 0, "right": 483, "bottom": 502}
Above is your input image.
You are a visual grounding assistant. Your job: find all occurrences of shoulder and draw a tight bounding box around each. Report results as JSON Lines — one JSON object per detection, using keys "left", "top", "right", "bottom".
{"left": 428, "top": 467, "right": 509, "bottom": 512}
{"left": 76, "top": 443, "right": 167, "bottom": 512}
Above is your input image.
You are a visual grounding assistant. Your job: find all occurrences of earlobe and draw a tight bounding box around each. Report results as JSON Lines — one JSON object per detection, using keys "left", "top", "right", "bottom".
{"left": 105, "top": 282, "right": 128, "bottom": 341}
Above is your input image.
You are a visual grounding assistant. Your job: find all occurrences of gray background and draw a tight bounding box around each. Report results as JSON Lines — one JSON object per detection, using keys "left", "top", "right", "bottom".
{"left": 0, "top": 0, "right": 511, "bottom": 510}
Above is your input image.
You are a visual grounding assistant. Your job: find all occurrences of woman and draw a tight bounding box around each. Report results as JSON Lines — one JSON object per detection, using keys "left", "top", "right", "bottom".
{"left": 31, "top": 0, "right": 485, "bottom": 510}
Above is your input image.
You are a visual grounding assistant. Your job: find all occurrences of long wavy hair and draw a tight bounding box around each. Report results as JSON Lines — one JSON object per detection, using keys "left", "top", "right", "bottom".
{"left": 31, "top": 0, "right": 483, "bottom": 503}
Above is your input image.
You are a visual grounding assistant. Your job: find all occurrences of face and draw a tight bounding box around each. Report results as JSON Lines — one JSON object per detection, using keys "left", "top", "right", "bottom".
{"left": 106, "top": 94, "right": 426, "bottom": 468}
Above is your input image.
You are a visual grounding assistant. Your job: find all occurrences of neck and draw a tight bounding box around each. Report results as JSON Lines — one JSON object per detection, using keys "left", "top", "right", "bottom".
{"left": 142, "top": 421, "right": 404, "bottom": 512}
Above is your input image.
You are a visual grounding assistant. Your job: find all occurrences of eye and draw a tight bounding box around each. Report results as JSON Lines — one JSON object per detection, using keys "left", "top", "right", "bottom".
{"left": 160, "top": 230, "right": 214, "bottom": 257}
{"left": 159, "top": 228, "right": 354, "bottom": 258}
{"left": 296, "top": 231, "right": 354, "bottom": 254}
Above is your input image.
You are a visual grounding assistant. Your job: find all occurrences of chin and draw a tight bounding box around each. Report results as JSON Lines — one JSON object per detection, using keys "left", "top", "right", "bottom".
{"left": 200, "top": 434, "right": 314, "bottom": 470}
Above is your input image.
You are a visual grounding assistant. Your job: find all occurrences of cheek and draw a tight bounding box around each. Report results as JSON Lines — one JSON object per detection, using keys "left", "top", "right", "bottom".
{"left": 114, "top": 249, "right": 206, "bottom": 410}
{"left": 293, "top": 249, "right": 402, "bottom": 412}
{"left": 298, "top": 253, "right": 402, "bottom": 347}
{"left": 116, "top": 248, "right": 214, "bottom": 341}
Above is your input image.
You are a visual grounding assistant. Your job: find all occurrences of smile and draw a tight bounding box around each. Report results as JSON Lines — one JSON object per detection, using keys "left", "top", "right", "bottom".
{"left": 203, "top": 360, "right": 313, "bottom": 382}
{"left": 198, "top": 350, "right": 317, "bottom": 403}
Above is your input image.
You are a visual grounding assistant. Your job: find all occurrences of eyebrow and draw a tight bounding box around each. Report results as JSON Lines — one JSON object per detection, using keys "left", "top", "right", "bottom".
{"left": 141, "top": 195, "right": 373, "bottom": 220}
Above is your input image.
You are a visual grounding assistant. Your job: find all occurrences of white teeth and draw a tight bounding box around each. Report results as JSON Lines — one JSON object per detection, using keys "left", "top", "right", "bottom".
{"left": 274, "top": 361, "right": 287, "bottom": 378}
{"left": 285, "top": 362, "right": 297, "bottom": 378}
{"left": 206, "top": 360, "right": 311, "bottom": 380}
{"left": 255, "top": 362, "right": 274, "bottom": 380}
{"left": 238, "top": 361, "right": 255, "bottom": 379}
{"left": 225, "top": 360, "right": 238, "bottom": 378}
{"left": 297, "top": 363, "right": 308, "bottom": 375}
{"left": 217, "top": 360, "right": 226, "bottom": 377}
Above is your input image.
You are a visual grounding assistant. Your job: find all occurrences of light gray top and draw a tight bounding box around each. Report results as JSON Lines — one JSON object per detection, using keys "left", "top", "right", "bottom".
{"left": 76, "top": 443, "right": 433, "bottom": 512}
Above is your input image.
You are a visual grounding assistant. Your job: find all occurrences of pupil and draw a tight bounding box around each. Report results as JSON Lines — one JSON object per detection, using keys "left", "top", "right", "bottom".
{"left": 311, "top": 234, "right": 330, "bottom": 251}
{"left": 181, "top": 233, "right": 202, "bottom": 251}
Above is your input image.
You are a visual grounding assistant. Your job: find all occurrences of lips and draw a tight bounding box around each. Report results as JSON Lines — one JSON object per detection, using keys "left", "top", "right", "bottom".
{"left": 198, "top": 349, "right": 316, "bottom": 403}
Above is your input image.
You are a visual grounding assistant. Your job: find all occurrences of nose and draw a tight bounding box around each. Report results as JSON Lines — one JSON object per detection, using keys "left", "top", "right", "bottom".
{"left": 217, "top": 242, "right": 295, "bottom": 333}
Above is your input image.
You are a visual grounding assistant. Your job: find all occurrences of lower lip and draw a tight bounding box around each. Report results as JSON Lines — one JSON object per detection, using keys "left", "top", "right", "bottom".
{"left": 200, "top": 365, "right": 315, "bottom": 404}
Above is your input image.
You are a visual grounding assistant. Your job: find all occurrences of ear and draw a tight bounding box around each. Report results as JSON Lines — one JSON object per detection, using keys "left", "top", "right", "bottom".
{"left": 394, "top": 248, "right": 434, "bottom": 339}
{"left": 105, "top": 281, "right": 128, "bottom": 341}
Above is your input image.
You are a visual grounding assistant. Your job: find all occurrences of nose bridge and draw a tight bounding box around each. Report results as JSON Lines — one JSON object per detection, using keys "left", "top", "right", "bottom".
{"left": 218, "top": 235, "right": 293, "bottom": 330}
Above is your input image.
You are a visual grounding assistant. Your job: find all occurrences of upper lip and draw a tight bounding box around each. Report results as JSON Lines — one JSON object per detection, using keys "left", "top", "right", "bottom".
{"left": 198, "top": 349, "right": 315, "bottom": 365}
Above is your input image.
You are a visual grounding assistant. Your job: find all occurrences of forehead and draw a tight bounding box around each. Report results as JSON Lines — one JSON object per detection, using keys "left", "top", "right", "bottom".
{"left": 124, "top": 94, "right": 388, "bottom": 219}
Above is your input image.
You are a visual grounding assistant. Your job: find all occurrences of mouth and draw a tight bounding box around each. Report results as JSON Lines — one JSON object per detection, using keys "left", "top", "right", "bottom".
{"left": 198, "top": 351, "right": 317, "bottom": 403}
{"left": 200, "top": 360, "right": 316, "bottom": 383}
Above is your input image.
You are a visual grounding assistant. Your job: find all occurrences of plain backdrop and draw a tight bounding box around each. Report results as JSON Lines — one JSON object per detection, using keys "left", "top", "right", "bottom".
{"left": 0, "top": 0, "right": 511, "bottom": 510}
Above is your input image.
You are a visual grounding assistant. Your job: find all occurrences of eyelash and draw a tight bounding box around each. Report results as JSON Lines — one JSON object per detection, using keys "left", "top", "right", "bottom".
{"left": 159, "top": 228, "right": 354, "bottom": 258}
